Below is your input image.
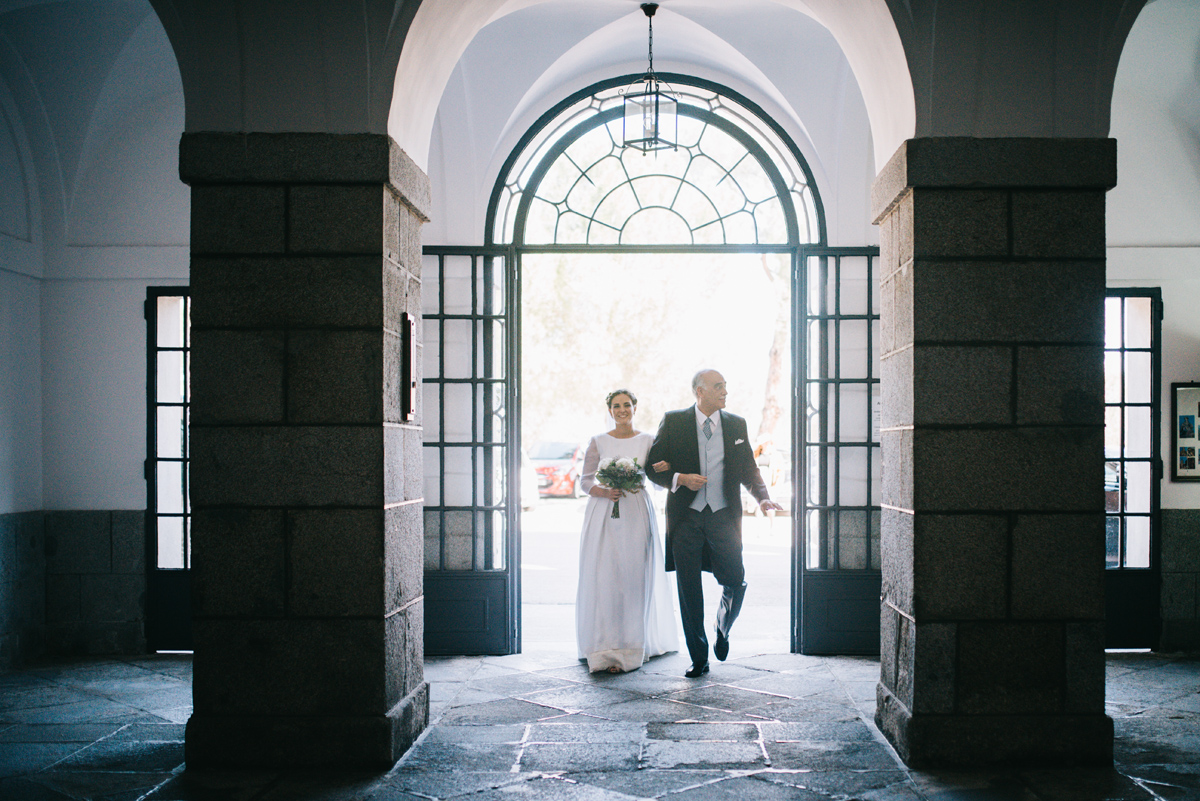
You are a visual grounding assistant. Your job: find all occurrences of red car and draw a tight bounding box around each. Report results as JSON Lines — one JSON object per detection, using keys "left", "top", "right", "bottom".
{"left": 529, "top": 441, "right": 586, "bottom": 498}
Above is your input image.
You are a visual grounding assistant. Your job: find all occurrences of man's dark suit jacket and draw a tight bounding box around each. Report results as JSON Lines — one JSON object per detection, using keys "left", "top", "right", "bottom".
{"left": 646, "top": 406, "right": 771, "bottom": 572}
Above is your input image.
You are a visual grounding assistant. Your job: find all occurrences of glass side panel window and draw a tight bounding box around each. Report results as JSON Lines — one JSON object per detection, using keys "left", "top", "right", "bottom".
{"left": 804, "top": 254, "right": 881, "bottom": 571}
{"left": 149, "top": 291, "right": 190, "bottom": 570}
{"left": 1104, "top": 293, "right": 1157, "bottom": 570}
{"left": 422, "top": 252, "right": 509, "bottom": 572}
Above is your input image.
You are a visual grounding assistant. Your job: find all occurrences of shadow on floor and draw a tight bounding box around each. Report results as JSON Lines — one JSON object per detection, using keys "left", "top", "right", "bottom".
{"left": 1, "top": 649, "right": 1198, "bottom": 799}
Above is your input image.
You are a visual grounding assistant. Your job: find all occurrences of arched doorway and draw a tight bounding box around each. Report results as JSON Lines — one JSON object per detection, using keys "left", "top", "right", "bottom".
{"left": 422, "top": 76, "right": 880, "bottom": 656}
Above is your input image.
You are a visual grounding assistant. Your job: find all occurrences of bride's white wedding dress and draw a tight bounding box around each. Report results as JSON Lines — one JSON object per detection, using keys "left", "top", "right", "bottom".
{"left": 576, "top": 432, "right": 679, "bottom": 672}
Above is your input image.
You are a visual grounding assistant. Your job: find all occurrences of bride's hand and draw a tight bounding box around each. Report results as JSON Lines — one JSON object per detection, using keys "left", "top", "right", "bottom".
{"left": 652, "top": 461, "right": 670, "bottom": 473}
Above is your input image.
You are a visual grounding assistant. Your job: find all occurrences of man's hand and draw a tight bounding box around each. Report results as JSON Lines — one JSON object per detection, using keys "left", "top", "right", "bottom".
{"left": 652, "top": 461, "right": 670, "bottom": 473}
{"left": 759, "top": 499, "right": 783, "bottom": 513}
{"left": 678, "top": 473, "right": 707, "bottom": 491}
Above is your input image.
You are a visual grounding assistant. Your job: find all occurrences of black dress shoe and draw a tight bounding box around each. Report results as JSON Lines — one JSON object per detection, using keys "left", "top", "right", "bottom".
{"left": 684, "top": 663, "right": 709, "bottom": 678}
{"left": 714, "top": 630, "right": 729, "bottom": 661}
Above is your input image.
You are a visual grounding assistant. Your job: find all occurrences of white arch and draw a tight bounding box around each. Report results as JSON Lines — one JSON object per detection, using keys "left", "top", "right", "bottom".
{"left": 389, "top": 0, "right": 914, "bottom": 172}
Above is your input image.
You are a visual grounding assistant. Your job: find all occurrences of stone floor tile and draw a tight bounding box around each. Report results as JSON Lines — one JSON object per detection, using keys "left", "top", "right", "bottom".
{"left": 759, "top": 719, "right": 876, "bottom": 743}
{"left": 0, "top": 723, "right": 127, "bottom": 743}
{"left": 140, "top": 769, "right": 280, "bottom": 800}
{"left": 5, "top": 699, "right": 144, "bottom": 726}
{"left": 727, "top": 653, "right": 826, "bottom": 673}
{"left": 0, "top": 743, "right": 85, "bottom": 778}
{"left": 764, "top": 740, "right": 899, "bottom": 771}
{"left": 520, "top": 741, "right": 641, "bottom": 772}
{"left": 731, "top": 672, "right": 843, "bottom": 699}
{"left": 666, "top": 684, "right": 788, "bottom": 714}
{"left": 435, "top": 698, "right": 570, "bottom": 726}
{"left": 425, "top": 723, "right": 526, "bottom": 744}
{"left": 252, "top": 771, "right": 392, "bottom": 801}
{"left": 578, "top": 670, "right": 708, "bottom": 698}
{"left": 747, "top": 697, "right": 863, "bottom": 723}
{"left": 36, "top": 771, "right": 176, "bottom": 801}
{"left": 574, "top": 769, "right": 728, "bottom": 797}
{"left": 397, "top": 742, "right": 521, "bottom": 772}
{"left": 433, "top": 686, "right": 507, "bottom": 711}
{"left": 422, "top": 656, "right": 486, "bottom": 683}
{"left": 1016, "top": 768, "right": 1156, "bottom": 800}
{"left": 470, "top": 672, "right": 577, "bottom": 696}
{"left": 486, "top": 651, "right": 581, "bottom": 673}
{"left": 528, "top": 720, "right": 644, "bottom": 743}
{"left": 470, "top": 774, "right": 639, "bottom": 801}
{"left": 54, "top": 739, "right": 186, "bottom": 773}
{"left": 0, "top": 685, "right": 100, "bottom": 712}
{"left": 518, "top": 684, "right": 646, "bottom": 713}
{"left": 642, "top": 740, "right": 766, "bottom": 770}
{"left": 0, "top": 776, "right": 77, "bottom": 800}
{"left": 756, "top": 768, "right": 922, "bottom": 799}
{"left": 646, "top": 722, "right": 760, "bottom": 741}
{"left": 384, "top": 769, "right": 540, "bottom": 799}
{"left": 656, "top": 773, "right": 801, "bottom": 800}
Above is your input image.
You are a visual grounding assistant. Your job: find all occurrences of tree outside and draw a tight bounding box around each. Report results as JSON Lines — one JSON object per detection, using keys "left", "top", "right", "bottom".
{"left": 521, "top": 250, "right": 792, "bottom": 480}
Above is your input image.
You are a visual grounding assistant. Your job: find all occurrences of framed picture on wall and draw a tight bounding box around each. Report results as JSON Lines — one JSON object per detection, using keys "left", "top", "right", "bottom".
{"left": 1171, "top": 382, "right": 1200, "bottom": 481}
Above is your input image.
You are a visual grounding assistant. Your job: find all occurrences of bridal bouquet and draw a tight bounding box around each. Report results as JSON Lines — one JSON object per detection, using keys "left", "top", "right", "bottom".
{"left": 595, "top": 456, "right": 644, "bottom": 519}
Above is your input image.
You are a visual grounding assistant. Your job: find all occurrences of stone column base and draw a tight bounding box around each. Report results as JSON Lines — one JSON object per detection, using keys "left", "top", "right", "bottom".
{"left": 185, "top": 682, "right": 429, "bottom": 769}
{"left": 876, "top": 683, "right": 1112, "bottom": 768}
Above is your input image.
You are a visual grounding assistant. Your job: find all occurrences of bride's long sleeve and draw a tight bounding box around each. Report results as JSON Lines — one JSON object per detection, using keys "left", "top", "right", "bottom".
{"left": 580, "top": 437, "right": 601, "bottom": 493}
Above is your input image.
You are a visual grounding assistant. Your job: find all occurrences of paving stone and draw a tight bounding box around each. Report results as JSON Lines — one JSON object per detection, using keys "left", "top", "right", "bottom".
{"left": 587, "top": 698, "right": 734, "bottom": 724}
{"left": 759, "top": 719, "right": 876, "bottom": 743}
{"left": 140, "top": 768, "right": 282, "bottom": 800}
{"left": 36, "top": 770, "right": 176, "bottom": 800}
{"left": 54, "top": 738, "right": 185, "bottom": 772}
{"left": 756, "top": 769, "right": 921, "bottom": 799}
{"left": 569, "top": 769, "right": 727, "bottom": 798}
{"left": 656, "top": 773, "right": 801, "bottom": 801}
{"left": 469, "top": 672, "right": 576, "bottom": 696}
{"left": 646, "top": 722, "right": 760, "bottom": 741}
{"left": 666, "top": 684, "right": 787, "bottom": 714}
{"left": 471, "top": 775, "right": 633, "bottom": 801}
{"left": 764, "top": 740, "right": 899, "bottom": 770}
{"left": 528, "top": 721, "right": 644, "bottom": 743}
{"left": 0, "top": 776, "right": 77, "bottom": 800}
{"left": 642, "top": 740, "right": 766, "bottom": 770}
{"left": 520, "top": 741, "right": 640, "bottom": 772}
{"left": 385, "top": 770, "right": 539, "bottom": 799}
{"left": 0, "top": 742, "right": 84, "bottom": 778}
{"left": 0, "top": 723, "right": 126, "bottom": 743}
{"left": 518, "top": 684, "right": 643, "bottom": 713}
{"left": 425, "top": 724, "right": 525, "bottom": 744}
{"left": 397, "top": 742, "right": 520, "bottom": 772}
{"left": 741, "top": 697, "right": 862, "bottom": 724}
{"left": 432, "top": 698, "right": 565, "bottom": 726}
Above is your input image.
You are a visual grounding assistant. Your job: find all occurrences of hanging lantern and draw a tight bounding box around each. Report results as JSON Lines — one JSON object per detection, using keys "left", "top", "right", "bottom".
{"left": 622, "top": 3, "right": 678, "bottom": 153}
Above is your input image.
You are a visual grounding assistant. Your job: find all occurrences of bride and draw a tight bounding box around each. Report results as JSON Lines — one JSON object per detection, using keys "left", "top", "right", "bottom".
{"left": 576, "top": 388, "right": 679, "bottom": 673}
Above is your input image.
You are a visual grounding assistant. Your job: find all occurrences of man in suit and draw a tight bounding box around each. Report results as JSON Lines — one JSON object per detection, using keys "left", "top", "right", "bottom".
{"left": 646, "top": 369, "right": 782, "bottom": 677}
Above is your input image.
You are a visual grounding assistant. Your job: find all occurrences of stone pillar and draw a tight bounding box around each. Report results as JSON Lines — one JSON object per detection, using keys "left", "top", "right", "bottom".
{"left": 873, "top": 138, "right": 1114, "bottom": 766}
{"left": 181, "top": 133, "right": 429, "bottom": 768}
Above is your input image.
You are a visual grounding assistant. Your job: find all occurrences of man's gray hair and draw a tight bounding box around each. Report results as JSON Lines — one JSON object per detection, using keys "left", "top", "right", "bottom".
{"left": 692, "top": 369, "right": 715, "bottom": 393}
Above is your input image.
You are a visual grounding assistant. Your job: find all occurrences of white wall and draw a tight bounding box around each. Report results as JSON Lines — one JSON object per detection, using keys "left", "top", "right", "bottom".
{"left": 423, "top": 0, "right": 877, "bottom": 248}
{"left": 1107, "top": 0, "right": 1200, "bottom": 510}
{"left": 0, "top": 269, "right": 42, "bottom": 514}
{"left": 0, "top": 1, "right": 187, "bottom": 513}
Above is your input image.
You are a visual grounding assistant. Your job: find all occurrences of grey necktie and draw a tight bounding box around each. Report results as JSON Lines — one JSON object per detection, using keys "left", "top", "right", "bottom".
{"left": 703, "top": 418, "right": 712, "bottom": 440}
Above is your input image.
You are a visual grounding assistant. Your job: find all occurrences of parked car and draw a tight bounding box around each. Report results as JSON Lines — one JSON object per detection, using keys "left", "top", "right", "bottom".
{"left": 529, "top": 441, "right": 586, "bottom": 498}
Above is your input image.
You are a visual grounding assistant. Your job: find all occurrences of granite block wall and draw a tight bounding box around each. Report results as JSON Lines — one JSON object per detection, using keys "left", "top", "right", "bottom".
{"left": 181, "top": 132, "right": 430, "bottom": 769}
{"left": 0, "top": 512, "right": 46, "bottom": 668}
{"left": 44, "top": 511, "right": 146, "bottom": 657}
{"left": 873, "top": 138, "right": 1115, "bottom": 767}
{"left": 1161, "top": 509, "right": 1200, "bottom": 650}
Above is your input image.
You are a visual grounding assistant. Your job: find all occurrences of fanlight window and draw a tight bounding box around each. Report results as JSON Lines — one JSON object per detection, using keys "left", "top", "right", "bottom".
{"left": 492, "top": 79, "right": 821, "bottom": 247}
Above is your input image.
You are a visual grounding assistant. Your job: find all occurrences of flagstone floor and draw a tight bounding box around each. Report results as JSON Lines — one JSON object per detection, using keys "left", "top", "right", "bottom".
{"left": 1, "top": 648, "right": 1198, "bottom": 800}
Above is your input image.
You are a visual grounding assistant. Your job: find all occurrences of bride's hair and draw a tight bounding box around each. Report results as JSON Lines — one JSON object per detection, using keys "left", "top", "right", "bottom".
{"left": 606, "top": 388, "right": 637, "bottom": 407}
